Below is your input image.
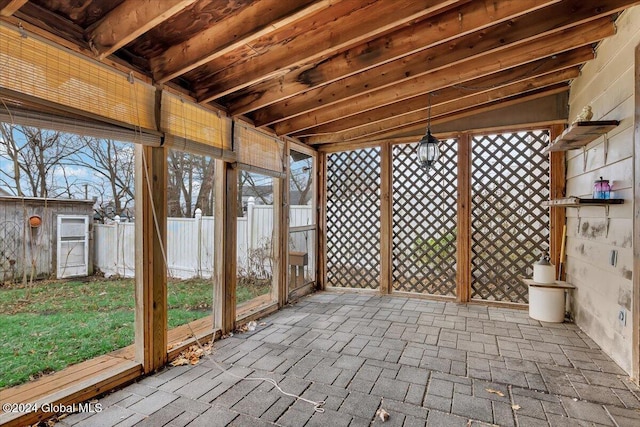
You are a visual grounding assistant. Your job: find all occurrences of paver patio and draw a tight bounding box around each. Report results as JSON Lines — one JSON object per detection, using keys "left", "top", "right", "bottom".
{"left": 59, "top": 292, "right": 640, "bottom": 426}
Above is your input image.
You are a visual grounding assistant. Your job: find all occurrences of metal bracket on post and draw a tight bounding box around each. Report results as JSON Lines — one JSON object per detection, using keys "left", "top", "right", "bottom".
{"left": 603, "top": 133, "right": 609, "bottom": 165}
{"left": 582, "top": 147, "right": 588, "bottom": 172}
{"left": 576, "top": 207, "right": 582, "bottom": 235}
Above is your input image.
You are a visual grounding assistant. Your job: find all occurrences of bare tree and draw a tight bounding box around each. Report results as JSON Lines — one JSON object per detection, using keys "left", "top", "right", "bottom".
{"left": 290, "top": 159, "right": 313, "bottom": 205}
{"left": 167, "top": 150, "right": 216, "bottom": 217}
{"left": 71, "top": 137, "right": 135, "bottom": 217}
{"left": 0, "top": 124, "right": 82, "bottom": 197}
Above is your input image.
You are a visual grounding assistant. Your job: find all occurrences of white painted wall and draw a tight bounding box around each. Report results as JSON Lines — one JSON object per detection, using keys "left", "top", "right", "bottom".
{"left": 566, "top": 6, "right": 639, "bottom": 375}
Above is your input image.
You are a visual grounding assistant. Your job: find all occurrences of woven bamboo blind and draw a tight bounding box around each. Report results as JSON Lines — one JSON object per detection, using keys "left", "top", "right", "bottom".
{"left": 235, "top": 122, "right": 284, "bottom": 177}
{"left": 160, "top": 91, "right": 229, "bottom": 152}
{"left": 0, "top": 23, "right": 155, "bottom": 131}
{"left": 0, "top": 107, "right": 161, "bottom": 146}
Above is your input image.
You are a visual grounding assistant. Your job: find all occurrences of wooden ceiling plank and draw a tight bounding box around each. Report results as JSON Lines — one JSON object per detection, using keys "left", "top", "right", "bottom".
{"left": 150, "top": 0, "right": 332, "bottom": 84}
{"left": 87, "top": 0, "right": 198, "bottom": 61}
{"left": 227, "top": 0, "right": 559, "bottom": 115}
{"left": 0, "top": 0, "right": 27, "bottom": 17}
{"left": 258, "top": 0, "right": 630, "bottom": 127}
{"left": 13, "top": 2, "right": 86, "bottom": 46}
{"left": 309, "top": 69, "right": 579, "bottom": 143}
{"left": 297, "top": 47, "right": 593, "bottom": 136}
{"left": 270, "top": 18, "right": 614, "bottom": 135}
{"left": 194, "top": 0, "right": 464, "bottom": 102}
{"left": 309, "top": 85, "right": 570, "bottom": 145}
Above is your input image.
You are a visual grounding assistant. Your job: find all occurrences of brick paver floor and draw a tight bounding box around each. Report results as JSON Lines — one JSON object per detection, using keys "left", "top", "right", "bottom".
{"left": 60, "top": 292, "right": 640, "bottom": 426}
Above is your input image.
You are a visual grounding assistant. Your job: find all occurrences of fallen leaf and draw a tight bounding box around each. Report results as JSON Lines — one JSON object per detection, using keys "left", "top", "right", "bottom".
{"left": 485, "top": 388, "right": 505, "bottom": 397}
{"left": 512, "top": 404, "right": 521, "bottom": 410}
{"left": 376, "top": 408, "right": 389, "bottom": 422}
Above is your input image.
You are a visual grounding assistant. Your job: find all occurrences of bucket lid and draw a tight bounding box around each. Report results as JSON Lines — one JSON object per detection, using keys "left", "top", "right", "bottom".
{"left": 535, "top": 252, "right": 551, "bottom": 265}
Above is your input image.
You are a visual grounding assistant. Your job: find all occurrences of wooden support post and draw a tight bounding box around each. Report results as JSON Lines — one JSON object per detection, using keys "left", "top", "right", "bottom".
{"left": 380, "top": 142, "right": 393, "bottom": 295}
{"left": 549, "top": 124, "right": 566, "bottom": 280}
{"left": 272, "top": 171, "right": 285, "bottom": 307}
{"left": 317, "top": 152, "right": 328, "bottom": 290}
{"left": 278, "top": 140, "right": 290, "bottom": 307}
{"left": 456, "top": 133, "right": 471, "bottom": 303}
{"left": 134, "top": 144, "right": 167, "bottom": 373}
{"left": 222, "top": 163, "right": 238, "bottom": 333}
{"left": 213, "top": 159, "right": 225, "bottom": 331}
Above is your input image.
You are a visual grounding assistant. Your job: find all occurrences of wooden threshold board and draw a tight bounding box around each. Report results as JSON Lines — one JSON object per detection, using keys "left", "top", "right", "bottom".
{"left": 0, "top": 356, "right": 141, "bottom": 427}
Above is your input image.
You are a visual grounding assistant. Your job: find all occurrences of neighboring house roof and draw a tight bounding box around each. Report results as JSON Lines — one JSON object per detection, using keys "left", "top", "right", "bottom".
{"left": 0, "top": 187, "right": 11, "bottom": 196}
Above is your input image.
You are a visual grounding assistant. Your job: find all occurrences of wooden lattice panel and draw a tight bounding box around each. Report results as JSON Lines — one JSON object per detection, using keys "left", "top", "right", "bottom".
{"left": 392, "top": 140, "right": 458, "bottom": 295}
{"left": 471, "top": 131, "right": 550, "bottom": 303}
{"left": 326, "top": 148, "right": 381, "bottom": 289}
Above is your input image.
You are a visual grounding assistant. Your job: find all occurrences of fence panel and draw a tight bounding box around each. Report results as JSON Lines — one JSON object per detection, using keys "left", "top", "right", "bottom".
{"left": 93, "top": 206, "right": 310, "bottom": 280}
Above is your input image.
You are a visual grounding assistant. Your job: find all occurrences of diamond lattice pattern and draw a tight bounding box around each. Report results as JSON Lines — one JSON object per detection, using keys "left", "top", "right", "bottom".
{"left": 471, "top": 131, "right": 550, "bottom": 303}
{"left": 326, "top": 148, "right": 381, "bottom": 289}
{"left": 392, "top": 141, "right": 458, "bottom": 296}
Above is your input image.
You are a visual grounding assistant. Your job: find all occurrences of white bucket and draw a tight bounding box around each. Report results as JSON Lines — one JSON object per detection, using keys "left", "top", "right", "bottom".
{"left": 533, "top": 263, "right": 555, "bottom": 283}
{"left": 529, "top": 285, "right": 565, "bottom": 322}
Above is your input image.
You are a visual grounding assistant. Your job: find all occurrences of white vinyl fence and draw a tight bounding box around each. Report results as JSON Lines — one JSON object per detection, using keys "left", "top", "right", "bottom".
{"left": 94, "top": 200, "right": 312, "bottom": 280}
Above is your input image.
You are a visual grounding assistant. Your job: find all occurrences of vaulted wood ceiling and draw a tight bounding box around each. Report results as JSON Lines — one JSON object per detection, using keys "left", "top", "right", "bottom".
{"left": 2, "top": 0, "right": 639, "bottom": 148}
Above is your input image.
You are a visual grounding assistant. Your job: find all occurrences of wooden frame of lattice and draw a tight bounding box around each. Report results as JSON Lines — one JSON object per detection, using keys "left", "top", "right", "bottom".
{"left": 470, "top": 130, "right": 550, "bottom": 303}
{"left": 325, "top": 147, "right": 381, "bottom": 289}
{"left": 392, "top": 140, "right": 458, "bottom": 296}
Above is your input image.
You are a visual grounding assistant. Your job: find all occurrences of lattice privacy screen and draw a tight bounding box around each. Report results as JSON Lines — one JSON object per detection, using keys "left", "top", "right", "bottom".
{"left": 471, "top": 131, "right": 550, "bottom": 303}
{"left": 392, "top": 141, "right": 458, "bottom": 296}
{"left": 326, "top": 148, "right": 381, "bottom": 289}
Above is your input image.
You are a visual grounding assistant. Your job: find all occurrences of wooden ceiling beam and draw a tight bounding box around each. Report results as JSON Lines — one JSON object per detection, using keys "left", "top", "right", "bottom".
{"left": 86, "top": 0, "right": 198, "bottom": 61}
{"left": 258, "top": 0, "right": 629, "bottom": 128}
{"left": 305, "top": 69, "right": 578, "bottom": 143}
{"left": 226, "top": 0, "right": 559, "bottom": 115}
{"left": 194, "top": 0, "right": 465, "bottom": 102}
{"left": 271, "top": 18, "right": 614, "bottom": 135}
{"left": 0, "top": 0, "right": 27, "bottom": 17}
{"left": 296, "top": 47, "right": 593, "bottom": 136}
{"left": 312, "top": 86, "right": 569, "bottom": 145}
{"left": 150, "top": 0, "right": 331, "bottom": 84}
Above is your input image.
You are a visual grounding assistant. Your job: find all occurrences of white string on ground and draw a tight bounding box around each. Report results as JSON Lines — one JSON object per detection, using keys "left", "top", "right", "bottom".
{"left": 135, "top": 127, "right": 325, "bottom": 414}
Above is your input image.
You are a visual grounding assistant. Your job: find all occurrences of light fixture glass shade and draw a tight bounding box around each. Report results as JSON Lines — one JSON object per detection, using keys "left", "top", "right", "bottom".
{"left": 417, "top": 129, "right": 440, "bottom": 171}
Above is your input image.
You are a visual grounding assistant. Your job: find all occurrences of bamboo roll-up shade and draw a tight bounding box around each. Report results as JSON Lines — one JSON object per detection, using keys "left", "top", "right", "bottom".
{"left": 0, "top": 23, "right": 156, "bottom": 131}
{"left": 235, "top": 121, "right": 285, "bottom": 177}
{"left": 0, "top": 106, "right": 161, "bottom": 146}
{"left": 160, "top": 91, "right": 229, "bottom": 151}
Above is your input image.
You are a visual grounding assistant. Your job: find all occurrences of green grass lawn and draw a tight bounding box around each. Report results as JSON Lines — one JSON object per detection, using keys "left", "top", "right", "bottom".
{"left": 0, "top": 277, "right": 270, "bottom": 389}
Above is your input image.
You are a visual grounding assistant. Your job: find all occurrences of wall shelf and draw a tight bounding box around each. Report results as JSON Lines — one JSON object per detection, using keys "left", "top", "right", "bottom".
{"left": 543, "top": 120, "right": 619, "bottom": 153}
{"left": 541, "top": 197, "right": 624, "bottom": 208}
{"left": 542, "top": 197, "right": 624, "bottom": 237}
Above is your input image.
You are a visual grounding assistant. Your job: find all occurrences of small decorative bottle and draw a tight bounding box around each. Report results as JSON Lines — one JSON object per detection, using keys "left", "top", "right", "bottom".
{"left": 593, "top": 177, "right": 611, "bottom": 199}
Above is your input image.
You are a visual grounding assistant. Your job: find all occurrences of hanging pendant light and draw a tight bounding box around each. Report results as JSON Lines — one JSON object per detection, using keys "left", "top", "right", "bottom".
{"left": 417, "top": 93, "right": 440, "bottom": 172}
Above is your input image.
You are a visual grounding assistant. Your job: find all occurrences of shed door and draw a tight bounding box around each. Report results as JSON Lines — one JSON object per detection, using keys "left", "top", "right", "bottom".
{"left": 57, "top": 215, "right": 89, "bottom": 279}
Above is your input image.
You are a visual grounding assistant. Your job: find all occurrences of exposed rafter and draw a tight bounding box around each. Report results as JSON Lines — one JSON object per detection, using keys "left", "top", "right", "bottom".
{"left": 226, "top": 0, "right": 559, "bottom": 115}
{"left": 270, "top": 18, "right": 614, "bottom": 135}
{"left": 150, "top": 0, "right": 334, "bottom": 84}
{"left": 292, "top": 47, "right": 593, "bottom": 136}
{"left": 258, "top": 0, "right": 624, "bottom": 129}
{"left": 193, "top": 0, "right": 465, "bottom": 103}
{"left": 86, "top": 0, "right": 198, "bottom": 60}
{"left": 0, "top": 0, "right": 28, "bottom": 17}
